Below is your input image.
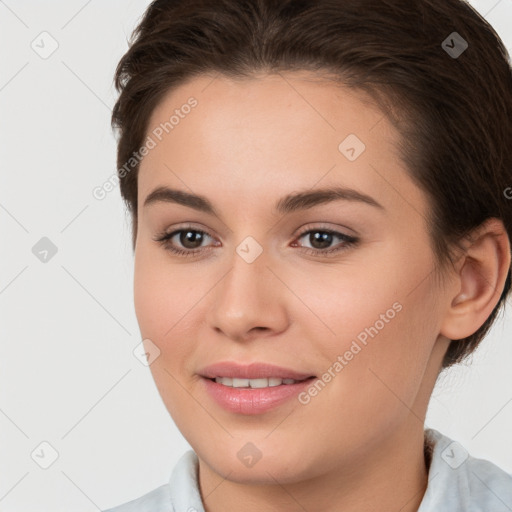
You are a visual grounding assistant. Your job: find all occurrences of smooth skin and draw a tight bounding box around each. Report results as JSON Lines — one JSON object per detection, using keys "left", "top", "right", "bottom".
{"left": 133, "top": 71, "right": 510, "bottom": 512}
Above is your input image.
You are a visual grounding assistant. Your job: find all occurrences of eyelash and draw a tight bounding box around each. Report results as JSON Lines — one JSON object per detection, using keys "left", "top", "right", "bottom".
{"left": 153, "top": 224, "right": 359, "bottom": 259}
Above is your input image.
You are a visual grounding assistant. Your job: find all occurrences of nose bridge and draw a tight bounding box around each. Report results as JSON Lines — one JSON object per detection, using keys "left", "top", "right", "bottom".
{"left": 220, "top": 238, "right": 271, "bottom": 313}
{"left": 208, "top": 235, "right": 285, "bottom": 338}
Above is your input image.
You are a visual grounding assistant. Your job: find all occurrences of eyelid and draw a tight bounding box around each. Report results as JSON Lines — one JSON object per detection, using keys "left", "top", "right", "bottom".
{"left": 158, "top": 222, "right": 215, "bottom": 241}
{"left": 294, "top": 221, "right": 358, "bottom": 238}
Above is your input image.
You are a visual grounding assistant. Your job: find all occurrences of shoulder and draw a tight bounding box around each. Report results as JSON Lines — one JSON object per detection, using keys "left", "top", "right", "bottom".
{"left": 101, "top": 483, "right": 172, "bottom": 512}
{"left": 460, "top": 451, "right": 512, "bottom": 509}
{"left": 419, "top": 428, "right": 512, "bottom": 512}
{"left": 101, "top": 450, "right": 203, "bottom": 512}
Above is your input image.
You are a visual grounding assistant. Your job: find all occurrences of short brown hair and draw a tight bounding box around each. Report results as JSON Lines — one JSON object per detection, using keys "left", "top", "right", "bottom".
{"left": 111, "top": 0, "right": 512, "bottom": 369}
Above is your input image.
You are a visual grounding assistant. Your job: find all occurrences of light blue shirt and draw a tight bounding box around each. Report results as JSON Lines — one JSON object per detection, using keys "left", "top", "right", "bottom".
{"left": 103, "top": 428, "right": 512, "bottom": 511}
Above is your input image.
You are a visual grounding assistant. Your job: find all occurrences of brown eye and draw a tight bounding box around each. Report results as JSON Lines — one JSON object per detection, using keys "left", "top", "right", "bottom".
{"left": 153, "top": 227, "right": 215, "bottom": 257}
{"left": 177, "top": 230, "right": 206, "bottom": 249}
{"left": 293, "top": 228, "right": 359, "bottom": 257}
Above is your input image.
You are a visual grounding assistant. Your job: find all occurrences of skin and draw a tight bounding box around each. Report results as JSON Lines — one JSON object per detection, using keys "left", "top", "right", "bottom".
{"left": 133, "top": 71, "right": 510, "bottom": 512}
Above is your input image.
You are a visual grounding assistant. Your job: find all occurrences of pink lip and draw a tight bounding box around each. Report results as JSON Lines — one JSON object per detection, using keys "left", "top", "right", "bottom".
{"left": 201, "top": 376, "right": 316, "bottom": 415}
{"left": 197, "top": 361, "right": 315, "bottom": 380}
{"left": 197, "top": 361, "right": 316, "bottom": 415}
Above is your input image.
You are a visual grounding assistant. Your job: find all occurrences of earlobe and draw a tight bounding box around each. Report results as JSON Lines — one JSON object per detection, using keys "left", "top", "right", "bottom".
{"left": 440, "top": 218, "right": 511, "bottom": 340}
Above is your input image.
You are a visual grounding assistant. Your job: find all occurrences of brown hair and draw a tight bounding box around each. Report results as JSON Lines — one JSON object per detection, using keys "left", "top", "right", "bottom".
{"left": 111, "top": 0, "right": 512, "bottom": 369}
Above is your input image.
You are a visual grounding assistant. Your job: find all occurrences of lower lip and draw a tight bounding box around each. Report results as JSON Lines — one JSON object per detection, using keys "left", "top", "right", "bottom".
{"left": 201, "top": 376, "right": 316, "bottom": 415}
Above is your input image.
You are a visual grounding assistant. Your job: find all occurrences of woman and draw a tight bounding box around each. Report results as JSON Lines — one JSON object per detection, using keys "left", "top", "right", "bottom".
{"left": 105, "top": 0, "right": 512, "bottom": 510}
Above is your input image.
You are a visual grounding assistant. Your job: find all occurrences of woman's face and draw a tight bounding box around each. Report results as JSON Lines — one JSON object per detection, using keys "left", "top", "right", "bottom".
{"left": 133, "top": 72, "right": 453, "bottom": 484}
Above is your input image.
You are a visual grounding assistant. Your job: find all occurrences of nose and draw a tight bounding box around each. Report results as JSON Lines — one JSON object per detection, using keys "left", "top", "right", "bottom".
{"left": 206, "top": 246, "right": 289, "bottom": 342}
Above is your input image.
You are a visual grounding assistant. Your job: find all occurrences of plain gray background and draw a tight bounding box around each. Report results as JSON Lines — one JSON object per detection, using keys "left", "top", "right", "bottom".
{"left": 1, "top": 1, "right": 511, "bottom": 510}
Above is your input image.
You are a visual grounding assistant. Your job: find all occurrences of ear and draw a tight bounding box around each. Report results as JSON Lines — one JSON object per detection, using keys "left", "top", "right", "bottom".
{"left": 440, "top": 218, "right": 511, "bottom": 340}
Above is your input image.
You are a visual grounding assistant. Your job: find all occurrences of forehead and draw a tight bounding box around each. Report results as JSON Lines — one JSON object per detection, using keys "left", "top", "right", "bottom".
{"left": 145, "top": 71, "right": 390, "bottom": 154}
{"left": 138, "top": 72, "right": 428, "bottom": 224}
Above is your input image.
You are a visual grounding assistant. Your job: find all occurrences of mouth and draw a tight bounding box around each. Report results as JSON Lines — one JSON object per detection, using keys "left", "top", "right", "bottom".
{"left": 200, "top": 374, "right": 317, "bottom": 415}
{"left": 203, "top": 376, "right": 316, "bottom": 388}
{"left": 198, "top": 360, "right": 316, "bottom": 382}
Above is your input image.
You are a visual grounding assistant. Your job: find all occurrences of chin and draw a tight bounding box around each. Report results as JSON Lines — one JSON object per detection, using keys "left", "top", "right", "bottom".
{"left": 197, "top": 446, "right": 315, "bottom": 485}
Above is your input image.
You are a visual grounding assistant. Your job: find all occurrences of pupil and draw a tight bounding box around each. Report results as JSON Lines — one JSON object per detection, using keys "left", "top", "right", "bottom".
{"left": 311, "top": 231, "right": 332, "bottom": 249}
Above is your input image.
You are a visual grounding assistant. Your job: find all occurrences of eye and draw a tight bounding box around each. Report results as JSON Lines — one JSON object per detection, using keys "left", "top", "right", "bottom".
{"left": 153, "top": 224, "right": 359, "bottom": 258}
{"left": 292, "top": 225, "right": 359, "bottom": 257}
{"left": 153, "top": 225, "right": 216, "bottom": 258}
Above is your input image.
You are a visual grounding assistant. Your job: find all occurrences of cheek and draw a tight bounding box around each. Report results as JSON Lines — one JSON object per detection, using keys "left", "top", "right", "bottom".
{"left": 134, "top": 246, "right": 188, "bottom": 337}
{"left": 297, "top": 296, "right": 435, "bottom": 447}
{"left": 133, "top": 247, "right": 206, "bottom": 375}
{"left": 133, "top": 249, "right": 201, "bottom": 420}
{"left": 133, "top": 261, "right": 166, "bottom": 339}
{"left": 293, "top": 247, "right": 437, "bottom": 419}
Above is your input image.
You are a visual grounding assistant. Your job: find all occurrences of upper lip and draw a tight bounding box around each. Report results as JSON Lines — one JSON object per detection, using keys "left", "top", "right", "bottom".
{"left": 198, "top": 361, "right": 315, "bottom": 380}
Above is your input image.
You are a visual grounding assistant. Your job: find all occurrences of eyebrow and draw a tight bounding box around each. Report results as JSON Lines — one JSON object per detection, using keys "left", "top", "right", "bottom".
{"left": 143, "top": 185, "right": 385, "bottom": 216}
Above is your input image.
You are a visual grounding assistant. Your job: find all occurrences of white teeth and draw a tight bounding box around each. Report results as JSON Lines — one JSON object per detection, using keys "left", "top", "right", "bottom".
{"left": 214, "top": 377, "right": 300, "bottom": 388}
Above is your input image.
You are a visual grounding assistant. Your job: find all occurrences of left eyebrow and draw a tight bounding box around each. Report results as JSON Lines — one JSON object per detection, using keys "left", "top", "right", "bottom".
{"left": 142, "top": 185, "right": 385, "bottom": 215}
{"left": 274, "top": 186, "right": 385, "bottom": 214}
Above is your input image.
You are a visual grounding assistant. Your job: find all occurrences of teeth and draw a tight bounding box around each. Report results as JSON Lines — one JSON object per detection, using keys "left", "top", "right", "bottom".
{"left": 214, "top": 377, "right": 301, "bottom": 388}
